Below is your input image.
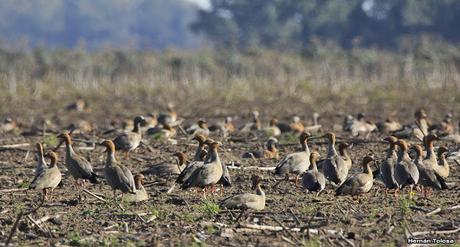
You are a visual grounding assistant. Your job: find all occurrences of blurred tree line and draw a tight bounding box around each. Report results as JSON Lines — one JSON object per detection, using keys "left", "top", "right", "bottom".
{"left": 0, "top": 0, "right": 458, "bottom": 50}
{"left": 0, "top": 0, "right": 200, "bottom": 49}
{"left": 192, "top": 0, "right": 460, "bottom": 49}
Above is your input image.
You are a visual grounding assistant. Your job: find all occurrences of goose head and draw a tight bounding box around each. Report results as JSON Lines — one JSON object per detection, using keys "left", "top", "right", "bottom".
{"left": 198, "top": 119, "right": 208, "bottom": 129}
{"left": 45, "top": 151, "right": 58, "bottom": 166}
{"left": 309, "top": 151, "right": 320, "bottom": 164}
{"left": 57, "top": 132, "right": 72, "bottom": 145}
{"left": 395, "top": 140, "right": 409, "bottom": 152}
{"left": 299, "top": 132, "right": 309, "bottom": 144}
{"left": 251, "top": 175, "right": 263, "bottom": 190}
{"left": 134, "top": 174, "right": 145, "bottom": 187}
{"left": 193, "top": 134, "right": 207, "bottom": 144}
{"left": 173, "top": 152, "right": 187, "bottom": 165}
{"left": 411, "top": 145, "right": 424, "bottom": 158}
{"left": 269, "top": 118, "right": 278, "bottom": 127}
{"left": 100, "top": 140, "right": 116, "bottom": 154}
{"left": 415, "top": 109, "right": 427, "bottom": 120}
{"left": 323, "top": 132, "right": 336, "bottom": 144}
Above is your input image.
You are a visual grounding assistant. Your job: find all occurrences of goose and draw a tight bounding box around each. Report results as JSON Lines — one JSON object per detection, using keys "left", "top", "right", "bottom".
{"left": 274, "top": 132, "right": 310, "bottom": 186}
{"left": 429, "top": 113, "right": 454, "bottom": 136}
{"left": 412, "top": 145, "right": 446, "bottom": 196}
{"left": 157, "top": 103, "right": 178, "bottom": 126}
{"left": 394, "top": 140, "right": 419, "bottom": 196}
{"left": 240, "top": 111, "right": 262, "bottom": 132}
{"left": 65, "top": 97, "right": 87, "bottom": 112}
{"left": 336, "top": 156, "right": 374, "bottom": 196}
{"left": 349, "top": 113, "right": 376, "bottom": 138}
{"left": 34, "top": 143, "right": 48, "bottom": 176}
{"left": 242, "top": 137, "right": 279, "bottom": 159}
{"left": 321, "top": 132, "right": 352, "bottom": 186}
{"left": 0, "top": 118, "right": 18, "bottom": 133}
{"left": 435, "top": 146, "right": 450, "bottom": 179}
{"left": 393, "top": 109, "right": 430, "bottom": 141}
{"left": 176, "top": 135, "right": 209, "bottom": 184}
{"left": 423, "top": 134, "right": 439, "bottom": 170}
{"left": 282, "top": 115, "right": 304, "bottom": 133}
{"left": 176, "top": 152, "right": 203, "bottom": 185}
{"left": 343, "top": 115, "right": 355, "bottom": 132}
{"left": 187, "top": 119, "right": 210, "bottom": 137}
{"left": 209, "top": 117, "right": 236, "bottom": 137}
{"left": 304, "top": 113, "right": 322, "bottom": 134}
{"left": 29, "top": 151, "right": 61, "bottom": 201}
{"left": 264, "top": 118, "right": 281, "bottom": 137}
{"left": 146, "top": 123, "right": 177, "bottom": 139}
{"left": 113, "top": 115, "right": 146, "bottom": 159}
{"left": 192, "top": 134, "right": 208, "bottom": 161}
{"left": 302, "top": 151, "right": 326, "bottom": 196}
{"left": 439, "top": 120, "right": 460, "bottom": 144}
{"left": 220, "top": 175, "right": 265, "bottom": 212}
{"left": 58, "top": 132, "right": 98, "bottom": 186}
{"left": 101, "top": 140, "right": 136, "bottom": 200}
{"left": 379, "top": 136, "right": 398, "bottom": 191}
{"left": 127, "top": 174, "right": 149, "bottom": 203}
{"left": 180, "top": 141, "right": 223, "bottom": 197}
{"left": 377, "top": 118, "right": 402, "bottom": 133}
{"left": 143, "top": 152, "right": 186, "bottom": 177}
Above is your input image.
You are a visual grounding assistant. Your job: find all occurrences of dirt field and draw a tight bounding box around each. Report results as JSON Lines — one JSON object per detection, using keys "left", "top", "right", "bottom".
{"left": 0, "top": 97, "right": 459, "bottom": 247}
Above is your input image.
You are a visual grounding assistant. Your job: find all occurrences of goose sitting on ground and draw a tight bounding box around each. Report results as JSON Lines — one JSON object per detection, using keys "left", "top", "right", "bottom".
{"left": 377, "top": 118, "right": 402, "bottom": 133}
{"left": 336, "top": 156, "right": 374, "bottom": 196}
{"left": 240, "top": 111, "right": 262, "bottom": 132}
{"left": 220, "top": 175, "right": 265, "bottom": 215}
{"left": 143, "top": 152, "right": 187, "bottom": 177}
{"left": 242, "top": 138, "right": 279, "bottom": 160}
{"left": 126, "top": 174, "right": 149, "bottom": 203}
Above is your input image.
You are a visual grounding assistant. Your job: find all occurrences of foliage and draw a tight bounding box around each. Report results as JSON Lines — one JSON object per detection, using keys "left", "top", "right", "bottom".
{"left": 192, "top": 0, "right": 460, "bottom": 49}
{"left": 0, "top": 0, "right": 200, "bottom": 49}
{"left": 199, "top": 201, "right": 220, "bottom": 216}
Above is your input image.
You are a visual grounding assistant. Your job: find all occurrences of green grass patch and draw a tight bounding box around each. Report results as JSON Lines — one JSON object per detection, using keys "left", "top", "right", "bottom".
{"left": 198, "top": 201, "right": 220, "bottom": 216}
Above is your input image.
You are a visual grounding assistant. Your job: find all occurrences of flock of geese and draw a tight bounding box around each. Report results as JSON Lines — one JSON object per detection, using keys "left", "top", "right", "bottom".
{"left": 5, "top": 104, "right": 459, "bottom": 215}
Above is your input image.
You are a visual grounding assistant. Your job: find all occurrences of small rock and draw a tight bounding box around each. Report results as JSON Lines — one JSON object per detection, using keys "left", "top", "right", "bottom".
{"left": 25, "top": 232, "right": 38, "bottom": 240}
{"left": 221, "top": 228, "right": 234, "bottom": 238}
{"left": 50, "top": 217, "right": 62, "bottom": 225}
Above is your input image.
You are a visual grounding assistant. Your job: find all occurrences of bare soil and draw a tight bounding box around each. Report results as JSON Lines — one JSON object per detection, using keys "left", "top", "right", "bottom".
{"left": 0, "top": 99, "right": 459, "bottom": 247}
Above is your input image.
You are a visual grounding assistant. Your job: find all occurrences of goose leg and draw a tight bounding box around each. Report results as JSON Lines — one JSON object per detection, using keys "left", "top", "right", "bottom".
{"left": 48, "top": 188, "right": 54, "bottom": 201}
{"left": 124, "top": 152, "right": 129, "bottom": 160}
{"left": 42, "top": 188, "right": 47, "bottom": 201}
